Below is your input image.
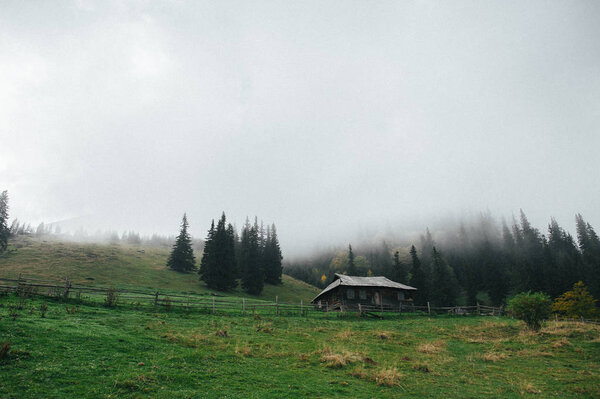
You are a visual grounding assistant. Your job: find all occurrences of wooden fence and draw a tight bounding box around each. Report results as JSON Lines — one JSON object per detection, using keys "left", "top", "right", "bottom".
{"left": 0, "top": 275, "right": 506, "bottom": 318}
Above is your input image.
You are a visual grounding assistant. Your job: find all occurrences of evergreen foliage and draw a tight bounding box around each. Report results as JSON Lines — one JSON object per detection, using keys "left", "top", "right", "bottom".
{"left": 393, "top": 251, "right": 407, "bottom": 283}
{"left": 240, "top": 219, "right": 264, "bottom": 294}
{"left": 199, "top": 213, "right": 238, "bottom": 291}
{"left": 409, "top": 245, "right": 429, "bottom": 306}
{"left": 0, "top": 190, "right": 9, "bottom": 253}
{"left": 347, "top": 244, "right": 357, "bottom": 275}
{"left": 166, "top": 214, "right": 196, "bottom": 273}
{"left": 285, "top": 212, "right": 600, "bottom": 308}
{"left": 430, "top": 247, "right": 459, "bottom": 306}
{"left": 263, "top": 224, "right": 283, "bottom": 285}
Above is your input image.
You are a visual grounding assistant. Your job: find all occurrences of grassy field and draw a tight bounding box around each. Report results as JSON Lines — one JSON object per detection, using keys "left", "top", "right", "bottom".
{"left": 1, "top": 237, "right": 599, "bottom": 398}
{"left": 0, "top": 294, "right": 599, "bottom": 398}
{"left": 0, "top": 237, "right": 319, "bottom": 303}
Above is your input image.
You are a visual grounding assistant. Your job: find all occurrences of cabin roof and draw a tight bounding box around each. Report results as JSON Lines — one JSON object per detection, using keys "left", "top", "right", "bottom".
{"left": 311, "top": 273, "right": 417, "bottom": 303}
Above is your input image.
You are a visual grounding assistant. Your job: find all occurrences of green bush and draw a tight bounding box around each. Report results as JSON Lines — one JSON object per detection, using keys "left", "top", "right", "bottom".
{"left": 507, "top": 292, "right": 551, "bottom": 331}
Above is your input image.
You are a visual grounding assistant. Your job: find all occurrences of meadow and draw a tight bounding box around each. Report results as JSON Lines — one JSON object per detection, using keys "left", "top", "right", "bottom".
{"left": 1, "top": 293, "right": 599, "bottom": 398}
{"left": 0, "top": 237, "right": 319, "bottom": 304}
{"left": 1, "top": 238, "right": 599, "bottom": 398}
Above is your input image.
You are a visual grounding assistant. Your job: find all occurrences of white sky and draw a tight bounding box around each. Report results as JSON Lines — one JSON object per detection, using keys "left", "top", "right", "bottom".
{"left": 1, "top": 1, "right": 599, "bottom": 255}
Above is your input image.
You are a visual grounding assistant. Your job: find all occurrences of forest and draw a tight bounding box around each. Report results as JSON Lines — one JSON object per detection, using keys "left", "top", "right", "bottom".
{"left": 285, "top": 211, "right": 600, "bottom": 307}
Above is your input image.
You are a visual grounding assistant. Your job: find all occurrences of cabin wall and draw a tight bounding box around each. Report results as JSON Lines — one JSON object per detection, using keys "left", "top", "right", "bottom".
{"left": 317, "top": 287, "right": 413, "bottom": 310}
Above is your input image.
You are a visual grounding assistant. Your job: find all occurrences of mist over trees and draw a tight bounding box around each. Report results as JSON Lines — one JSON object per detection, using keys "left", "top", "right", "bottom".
{"left": 285, "top": 211, "right": 600, "bottom": 306}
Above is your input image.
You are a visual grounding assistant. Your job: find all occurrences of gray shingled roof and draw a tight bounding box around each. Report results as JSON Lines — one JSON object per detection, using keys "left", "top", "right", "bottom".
{"left": 311, "top": 273, "right": 417, "bottom": 303}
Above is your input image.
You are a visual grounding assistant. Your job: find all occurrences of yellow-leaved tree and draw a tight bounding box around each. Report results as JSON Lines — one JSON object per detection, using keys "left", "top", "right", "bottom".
{"left": 552, "top": 281, "right": 598, "bottom": 319}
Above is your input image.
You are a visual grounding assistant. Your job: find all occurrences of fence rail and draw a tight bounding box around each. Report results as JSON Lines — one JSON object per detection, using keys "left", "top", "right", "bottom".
{"left": 1, "top": 275, "right": 507, "bottom": 318}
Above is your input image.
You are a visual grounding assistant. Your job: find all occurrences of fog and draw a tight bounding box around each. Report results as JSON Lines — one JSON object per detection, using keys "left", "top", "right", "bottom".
{"left": 1, "top": 1, "right": 599, "bottom": 257}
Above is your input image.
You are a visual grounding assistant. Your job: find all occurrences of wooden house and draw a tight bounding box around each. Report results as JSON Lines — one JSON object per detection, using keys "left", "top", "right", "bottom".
{"left": 311, "top": 273, "right": 417, "bottom": 311}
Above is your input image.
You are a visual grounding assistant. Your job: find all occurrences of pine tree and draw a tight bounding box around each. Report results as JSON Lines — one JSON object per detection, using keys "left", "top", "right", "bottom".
{"left": 409, "top": 245, "right": 429, "bottom": 305}
{"left": 199, "top": 213, "right": 237, "bottom": 291}
{"left": 393, "top": 251, "right": 407, "bottom": 283}
{"left": 240, "top": 218, "right": 264, "bottom": 294}
{"left": 264, "top": 224, "right": 283, "bottom": 285}
{"left": 347, "top": 244, "right": 357, "bottom": 275}
{"left": 199, "top": 220, "right": 217, "bottom": 285}
{"left": 430, "top": 247, "right": 459, "bottom": 306}
{"left": 0, "top": 190, "right": 9, "bottom": 253}
{"left": 576, "top": 214, "right": 600, "bottom": 298}
{"left": 167, "top": 214, "right": 196, "bottom": 273}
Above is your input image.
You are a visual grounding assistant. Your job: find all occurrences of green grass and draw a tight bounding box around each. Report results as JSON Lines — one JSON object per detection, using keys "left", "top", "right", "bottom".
{"left": 1, "top": 237, "right": 599, "bottom": 398}
{"left": 0, "top": 237, "right": 319, "bottom": 303}
{"left": 0, "top": 295, "right": 599, "bottom": 398}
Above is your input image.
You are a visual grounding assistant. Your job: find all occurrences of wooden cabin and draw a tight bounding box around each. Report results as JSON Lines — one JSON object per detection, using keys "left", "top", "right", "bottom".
{"left": 311, "top": 273, "right": 417, "bottom": 311}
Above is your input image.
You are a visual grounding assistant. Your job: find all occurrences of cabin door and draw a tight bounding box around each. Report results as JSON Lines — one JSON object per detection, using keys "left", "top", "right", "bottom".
{"left": 374, "top": 292, "right": 381, "bottom": 305}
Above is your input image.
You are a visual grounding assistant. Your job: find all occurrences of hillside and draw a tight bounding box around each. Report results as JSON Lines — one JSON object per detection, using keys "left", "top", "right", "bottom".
{"left": 0, "top": 236, "right": 320, "bottom": 303}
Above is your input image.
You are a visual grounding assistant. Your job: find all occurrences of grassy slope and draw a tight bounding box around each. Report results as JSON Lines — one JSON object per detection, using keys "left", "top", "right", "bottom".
{"left": 0, "top": 237, "right": 319, "bottom": 303}
{"left": 0, "top": 296, "right": 599, "bottom": 398}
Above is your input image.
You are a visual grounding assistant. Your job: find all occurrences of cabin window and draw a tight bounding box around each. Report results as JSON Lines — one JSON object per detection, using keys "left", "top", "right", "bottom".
{"left": 359, "top": 290, "right": 366, "bottom": 300}
{"left": 397, "top": 292, "right": 405, "bottom": 300}
{"left": 347, "top": 289, "right": 355, "bottom": 299}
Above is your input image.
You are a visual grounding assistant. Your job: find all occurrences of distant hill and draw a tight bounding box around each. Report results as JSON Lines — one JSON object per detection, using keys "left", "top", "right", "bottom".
{"left": 0, "top": 236, "right": 320, "bottom": 303}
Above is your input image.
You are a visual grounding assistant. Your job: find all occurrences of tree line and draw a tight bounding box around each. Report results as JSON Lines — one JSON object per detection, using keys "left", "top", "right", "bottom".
{"left": 285, "top": 211, "right": 600, "bottom": 307}
{"left": 167, "top": 213, "right": 283, "bottom": 295}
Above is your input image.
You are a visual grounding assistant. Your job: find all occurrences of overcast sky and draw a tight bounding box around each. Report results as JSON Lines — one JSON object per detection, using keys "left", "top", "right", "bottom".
{"left": 1, "top": 1, "right": 599, "bottom": 255}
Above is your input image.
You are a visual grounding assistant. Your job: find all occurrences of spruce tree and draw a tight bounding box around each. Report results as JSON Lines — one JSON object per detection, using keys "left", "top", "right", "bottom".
{"left": 0, "top": 190, "right": 9, "bottom": 253}
{"left": 264, "top": 224, "right": 283, "bottom": 285}
{"left": 167, "top": 214, "right": 196, "bottom": 273}
{"left": 240, "top": 219, "right": 264, "bottom": 294}
{"left": 430, "top": 247, "right": 458, "bottom": 306}
{"left": 347, "top": 244, "right": 357, "bottom": 275}
{"left": 199, "top": 214, "right": 237, "bottom": 291}
{"left": 393, "top": 251, "right": 407, "bottom": 283}
{"left": 199, "top": 220, "right": 217, "bottom": 286}
{"left": 409, "top": 245, "right": 429, "bottom": 305}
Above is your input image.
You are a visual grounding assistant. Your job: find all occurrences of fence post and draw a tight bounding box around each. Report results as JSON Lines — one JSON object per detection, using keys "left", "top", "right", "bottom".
{"left": 154, "top": 291, "right": 159, "bottom": 308}
{"left": 17, "top": 273, "right": 22, "bottom": 295}
{"left": 300, "top": 300, "right": 303, "bottom": 316}
{"left": 276, "top": 296, "right": 279, "bottom": 316}
{"left": 358, "top": 303, "right": 362, "bottom": 316}
{"left": 212, "top": 297, "right": 215, "bottom": 314}
{"left": 427, "top": 301, "right": 431, "bottom": 315}
{"left": 380, "top": 301, "right": 384, "bottom": 316}
{"left": 326, "top": 301, "right": 329, "bottom": 313}
{"left": 64, "top": 276, "right": 71, "bottom": 299}
{"left": 477, "top": 302, "right": 480, "bottom": 315}
{"left": 242, "top": 298, "right": 246, "bottom": 315}
{"left": 186, "top": 294, "right": 189, "bottom": 312}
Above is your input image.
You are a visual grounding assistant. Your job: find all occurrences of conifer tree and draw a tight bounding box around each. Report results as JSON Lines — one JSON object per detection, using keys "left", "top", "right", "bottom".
{"left": 393, "top": 250, "right": 407, "bottom": 283}
{"left": 264, "top": 224, "right": 283, "bottom": 285}
{"left": 199, "top": 220, "right": 216, "bottom": 285}
{"left": 199, "top": 213, "right": 237, "bottom": 290}
{"left": 0, "top": 190, "right": 9, "bottom": 253}
{"left": 430, "top": 247, "right": 459, "bottom": 306}
{"left": 240, "top": 218, "right": 264, "bottom": 294}
{"left": 409, "top": 245, "right": 429, "bottom": 305}
{"left": 347, "top": 244, "right": 357, "bottom": 275}
{"left": 167, "top": 214, "right": 196, "bottom": 273}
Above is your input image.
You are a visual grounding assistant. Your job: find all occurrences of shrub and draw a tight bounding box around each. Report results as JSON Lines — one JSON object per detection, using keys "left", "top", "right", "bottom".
{"left": 507, "top": 292, "right": 551, "bottom": 331}
{"left": 104, "top": 287, "right": 119, "bottom": 307}
{"left": 552, "top": 281, "right": 598, "bottom": 319}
